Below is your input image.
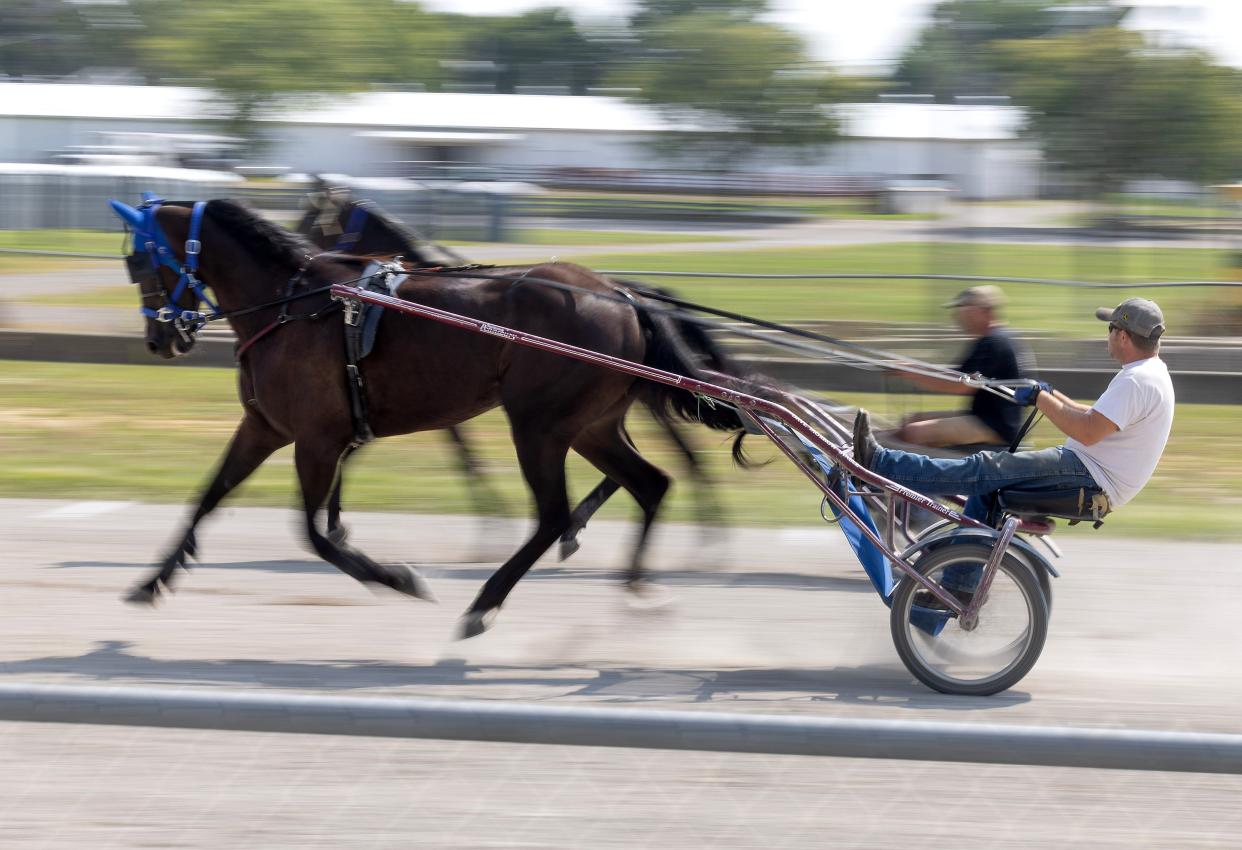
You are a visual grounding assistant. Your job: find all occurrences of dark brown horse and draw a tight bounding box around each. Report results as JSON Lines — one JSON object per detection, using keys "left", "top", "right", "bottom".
{"left": 109, "top": 197, "right": 747, "bottom": 637}
{"left": 293, "top": 188, "right": 731, "bottom": 558}
{"left": 295, "top": 187, "right": 507, "bottom": 550}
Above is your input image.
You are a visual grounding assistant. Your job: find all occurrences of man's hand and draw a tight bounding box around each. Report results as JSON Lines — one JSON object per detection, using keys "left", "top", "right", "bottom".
{"left": 1012, "top": 381, "right": 1051, "bottom": 406}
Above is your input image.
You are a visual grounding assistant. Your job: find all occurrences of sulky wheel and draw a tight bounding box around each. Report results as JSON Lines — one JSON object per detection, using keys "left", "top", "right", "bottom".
{"left": 889, "top": 542, "right": 1049, "bottom": 696}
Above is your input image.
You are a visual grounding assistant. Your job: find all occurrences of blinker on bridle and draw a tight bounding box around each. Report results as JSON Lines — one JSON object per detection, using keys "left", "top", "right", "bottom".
{"left": 123, "top": 196, "right": 218, "bottom": 342}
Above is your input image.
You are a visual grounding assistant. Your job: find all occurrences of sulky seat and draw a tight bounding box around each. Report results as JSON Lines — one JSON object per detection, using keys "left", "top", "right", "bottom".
{"left": 996, "top": 486, "right": 1111, "bottom": 528}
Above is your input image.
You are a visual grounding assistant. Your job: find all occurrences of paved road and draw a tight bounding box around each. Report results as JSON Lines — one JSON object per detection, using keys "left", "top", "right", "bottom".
{"left": 2, "top": 498, "right": 1240, "bottom": 848}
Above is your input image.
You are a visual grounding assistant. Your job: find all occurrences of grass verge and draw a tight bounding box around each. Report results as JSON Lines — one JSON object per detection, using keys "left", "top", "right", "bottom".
{"left": 1, "top": 360, "right": 1238, "bottom": 540}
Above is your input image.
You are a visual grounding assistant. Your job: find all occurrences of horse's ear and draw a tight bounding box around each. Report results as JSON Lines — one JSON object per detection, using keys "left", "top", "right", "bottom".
{"left": 108, "top": 200, "right": 145, "bottom": 229}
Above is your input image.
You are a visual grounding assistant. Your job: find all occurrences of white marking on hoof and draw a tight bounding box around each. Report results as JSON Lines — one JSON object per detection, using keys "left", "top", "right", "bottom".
{"left": 456, "top": 609, "right": 496, "bottom": 640}
{"left": 391, "top": 562, "right": 437, "bottom": 603}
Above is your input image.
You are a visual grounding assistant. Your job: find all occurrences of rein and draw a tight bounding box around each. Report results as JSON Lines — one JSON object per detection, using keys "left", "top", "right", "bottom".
{"left": 390, "top": 266, "right": 1030, "bottom": 402}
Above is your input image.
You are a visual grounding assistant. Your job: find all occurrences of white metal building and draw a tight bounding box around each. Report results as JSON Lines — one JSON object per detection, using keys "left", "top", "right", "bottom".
{"left": 0, "top": 83, "right": 1041, "bottom": 199}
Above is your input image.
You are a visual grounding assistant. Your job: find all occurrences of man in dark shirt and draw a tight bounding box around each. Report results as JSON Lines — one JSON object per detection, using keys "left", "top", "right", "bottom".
{"left": 893, "top": 285, "right": 1035, "bottom": 448}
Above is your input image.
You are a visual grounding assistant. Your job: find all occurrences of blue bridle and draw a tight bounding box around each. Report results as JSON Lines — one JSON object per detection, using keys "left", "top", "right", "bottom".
{"left": 113, "top": 195, "right": 219, "bottom": 331}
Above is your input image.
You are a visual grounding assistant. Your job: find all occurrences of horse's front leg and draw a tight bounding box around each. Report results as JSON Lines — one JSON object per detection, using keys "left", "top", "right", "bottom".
{"left": 325, "top": 443, "right": 361, "bottom": 545}
{"left": 296, "top": 437, "right": 435, "bottom": 602}
{"left": 127, "top": 415, "right": 288, "bottom": 604}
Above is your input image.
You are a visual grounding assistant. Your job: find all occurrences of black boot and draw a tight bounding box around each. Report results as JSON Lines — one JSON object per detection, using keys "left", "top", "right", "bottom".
{"left": 853, "top": 409, "right": 879, "bottom": 470}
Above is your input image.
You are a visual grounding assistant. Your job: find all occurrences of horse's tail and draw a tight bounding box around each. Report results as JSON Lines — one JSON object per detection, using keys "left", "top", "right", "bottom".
{"left": 635, "top": 304, "right": 752, "bottom": 467}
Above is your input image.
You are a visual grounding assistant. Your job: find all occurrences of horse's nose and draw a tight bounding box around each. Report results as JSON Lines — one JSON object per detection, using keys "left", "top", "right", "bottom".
{"left": 146, "top": 340, "right": 159, "bottom": 354}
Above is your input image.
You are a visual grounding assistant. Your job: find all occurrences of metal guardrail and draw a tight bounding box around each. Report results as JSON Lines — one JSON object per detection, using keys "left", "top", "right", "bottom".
{"left": 0, "top": 247, "right": 118, "bottom": 259}
{"left": 604, "top": 270, "right": 1242, "bottom": 289}
{"left": 2, "top": 683, "right": 1241, "bottom": 775}
{"left": 2, "top": 244, "right": 1239, "bottom": 292}
{"left": 510, "top": 196, "right": 808, "bottom": 224}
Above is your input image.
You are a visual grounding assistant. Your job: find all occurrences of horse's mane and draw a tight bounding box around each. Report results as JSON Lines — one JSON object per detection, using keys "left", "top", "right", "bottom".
{"left": 206, "top": 198, "right": 317, "bottom": 266}
{"left": 350, "top": 200, "right": 433, "bottom": 261}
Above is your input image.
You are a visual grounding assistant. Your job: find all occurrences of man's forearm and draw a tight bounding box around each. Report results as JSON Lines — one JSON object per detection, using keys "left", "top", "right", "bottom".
{"left": 1035, "top": 390, "right": 1096, "bottom": 442}
{"left": 1048, "top": 388, "right": 1091, "bottom": 412}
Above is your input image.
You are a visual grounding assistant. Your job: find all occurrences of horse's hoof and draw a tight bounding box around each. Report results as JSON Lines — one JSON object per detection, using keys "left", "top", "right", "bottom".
{"left": 625, "top": 581, "right": 676, "bottom": 611}
{"left": 558, "top": 533, "right": 582, "bottom": 562}
{"left": 124, "top": 584, "right": 160, "bottom": 606}
{"left": 389, "top": 563, "right": 437, "bottom": 603}
{"left": 456, "top": 610, "right": 495, "bottom": 640}
{"left": 328, "top": 525, "right": 350, "bottom": 546}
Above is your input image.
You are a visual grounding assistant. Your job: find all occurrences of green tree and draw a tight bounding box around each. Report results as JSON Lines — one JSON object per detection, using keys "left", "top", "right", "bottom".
{"left": 617, "top": 11, "right": 842, "bottom": 164}
{"left": 0, "top": 0, "right": 146, "bottom": 79}
{"left": 456, "top": 8, "right": 611, "bottom": 94}
{"left": 892, "top": 0, "right": 1120, "bottom": 101}
{"left": 893, "top": 0, "right": 1048, "bottom": 100}
{"left": 1000, "top": 30, "right": 1242, "bottom": 192}
{"left": 136, "top": 0, "right": 458, "bottom": 144}
{"left": 630, "top": 0, "right": 770, "bottom": 29}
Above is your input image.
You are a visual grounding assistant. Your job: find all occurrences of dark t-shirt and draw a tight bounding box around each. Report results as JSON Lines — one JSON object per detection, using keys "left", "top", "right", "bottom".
{"left": 959, "top": 327, "right": 1036, "bottom": 444}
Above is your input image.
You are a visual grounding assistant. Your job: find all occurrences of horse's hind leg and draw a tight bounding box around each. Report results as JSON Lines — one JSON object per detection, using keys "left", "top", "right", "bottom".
{"left": 446, "top": 425, "right": 508, "bottom": 515}
{"left": 559, "top": 477, "right": 620, "bottom": 561}
{"left": 127, "top": 415, "right": 287, "bottom": 604}
{"left": 572, "top": 420, "right": 671, "bottom": 593}
{"left": 654, "top": 414, "right": 728, "bottom": 546}
{"left": 295, "top": 438, "right": 434, "bottom": 602}
{"left": 557, "top": 421, "right": 640, "bottom": 561}
{"left": 460, "top": 429, "right": 573, "bottom": 638}
{"left": 562, "top": 420, "right": 689, "bottom": 562}
{"left": 445, "top": 425, "right": 513, "bottom": 561}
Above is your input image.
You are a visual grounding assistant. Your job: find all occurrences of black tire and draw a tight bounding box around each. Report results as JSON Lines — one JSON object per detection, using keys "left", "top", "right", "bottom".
{"left": 890, "top": 542, "right": 1049, "bottom": 696}
{"left": 1012, "top": 546, "right": 1054, "bottom": 615}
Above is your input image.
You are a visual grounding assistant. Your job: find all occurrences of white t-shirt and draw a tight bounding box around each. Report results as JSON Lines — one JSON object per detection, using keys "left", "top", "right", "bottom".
{"left": 1065, "top": 357, "right": 1175, "bottom": 507}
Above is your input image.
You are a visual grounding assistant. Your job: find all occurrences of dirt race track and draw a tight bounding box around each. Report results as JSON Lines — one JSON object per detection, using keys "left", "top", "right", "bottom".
{"left": 2, "top": 497, "right": 1241, "bottom": 849}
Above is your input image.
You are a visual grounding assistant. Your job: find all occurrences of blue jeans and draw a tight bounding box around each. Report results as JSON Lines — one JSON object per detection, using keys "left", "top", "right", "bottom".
{"left": 871, "top": 445, "right": 1100, "bottom": 591}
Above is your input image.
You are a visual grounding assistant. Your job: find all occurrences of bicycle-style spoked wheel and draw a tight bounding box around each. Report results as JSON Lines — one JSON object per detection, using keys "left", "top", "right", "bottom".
{"left": 890, "top": 543, "right": 1049, "bottom": 696}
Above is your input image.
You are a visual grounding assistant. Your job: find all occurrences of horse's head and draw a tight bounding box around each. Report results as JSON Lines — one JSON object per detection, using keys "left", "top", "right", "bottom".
{"left": 109, "top": 198, "right": 215, "bottom": 358}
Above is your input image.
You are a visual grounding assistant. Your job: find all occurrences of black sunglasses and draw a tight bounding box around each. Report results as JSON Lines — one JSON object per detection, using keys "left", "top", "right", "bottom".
{"left": 1108, "top": 323, "right": 1122, "bottom": 333}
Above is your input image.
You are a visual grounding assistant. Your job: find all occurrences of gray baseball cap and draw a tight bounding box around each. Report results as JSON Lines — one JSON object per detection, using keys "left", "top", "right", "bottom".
{"left": 1095, "top": 297, "right": 1165, "bottom": 340}
{"left": 944, "top": 285, "right": 1005, "bottom": 310}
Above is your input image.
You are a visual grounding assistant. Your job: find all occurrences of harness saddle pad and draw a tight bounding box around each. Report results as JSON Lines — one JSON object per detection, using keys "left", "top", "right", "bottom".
{"left": 358, "top": 261, "right": 408, "bottom": 359}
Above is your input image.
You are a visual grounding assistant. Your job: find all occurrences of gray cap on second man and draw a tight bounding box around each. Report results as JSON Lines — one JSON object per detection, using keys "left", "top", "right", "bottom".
{"left": 944, "top": 285, "right": 1005, "bottom": 310}
{"left": 1095, "top": 297, "right": 1165, "bottom": 340}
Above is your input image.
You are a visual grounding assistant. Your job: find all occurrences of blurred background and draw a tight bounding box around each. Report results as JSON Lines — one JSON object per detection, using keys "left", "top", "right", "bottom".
{"left": 1, "top": 0, "right": 1240, "bottom": 539}
{"left": 3, "top": 3, "right": 1242, "bottom": 848}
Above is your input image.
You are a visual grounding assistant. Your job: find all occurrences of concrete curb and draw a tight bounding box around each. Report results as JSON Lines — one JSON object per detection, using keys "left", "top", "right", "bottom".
{"left": 3, "top": 683, "right": 1242, "bottom": 774}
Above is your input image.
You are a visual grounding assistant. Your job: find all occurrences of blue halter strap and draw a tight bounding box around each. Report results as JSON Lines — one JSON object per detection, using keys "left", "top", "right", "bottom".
{"left": 132, "top": 196, "right": 218, "bottom": 327}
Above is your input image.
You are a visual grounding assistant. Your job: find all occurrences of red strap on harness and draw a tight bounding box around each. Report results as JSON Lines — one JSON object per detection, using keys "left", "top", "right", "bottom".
{"left": 234, "top": 318, "right": 283, "bottom": 361}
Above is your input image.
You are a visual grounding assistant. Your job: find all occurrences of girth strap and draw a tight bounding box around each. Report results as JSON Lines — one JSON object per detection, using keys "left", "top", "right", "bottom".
{"left": 339, "top": 261, "right": 405, "bottom": 447}
{"left": 342, "top": 297, "right": 376, "bottom": 447}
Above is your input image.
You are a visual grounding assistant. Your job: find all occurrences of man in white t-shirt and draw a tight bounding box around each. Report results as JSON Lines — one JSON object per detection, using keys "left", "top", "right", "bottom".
{"left": 852, "top": 297, "right": 1175, "bottom": 524}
